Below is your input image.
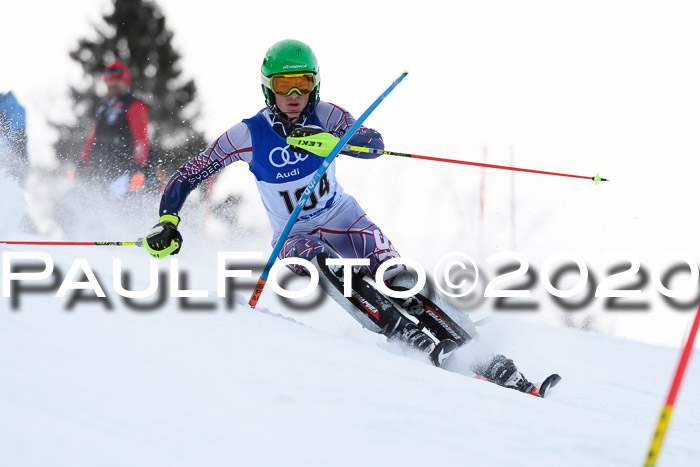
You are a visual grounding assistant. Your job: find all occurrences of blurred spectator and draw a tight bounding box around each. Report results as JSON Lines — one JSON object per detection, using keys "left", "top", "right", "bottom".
{"left": 79, "top": 60, "right": 150, "bottom": 199}
{"left": 0, "top": 90, "right": 29, "bottom": 186}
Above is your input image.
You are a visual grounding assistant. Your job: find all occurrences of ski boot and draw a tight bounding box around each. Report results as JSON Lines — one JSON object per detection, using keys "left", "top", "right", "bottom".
{"left": 399, "top": 296, "right": 425, "bottom": 317}
{"left": 394, "top": 323, "right": 434, "bottom": 352}
{"left": 313, "top": 253, "right": 460, "bottom": 368}
{"left": 391, "top": 323, "right": 459, "bottom": 368}
{"left": 473, "top": 354, "right": 537, "bottom": 394}
{"left": 390, "top": 273, "right": 477, "bottom": 346}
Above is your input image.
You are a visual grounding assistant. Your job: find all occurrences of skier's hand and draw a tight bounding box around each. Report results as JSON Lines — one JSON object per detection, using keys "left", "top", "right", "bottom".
{"left": 355, "top": 129, "right": 382, "bottom": 141}
{"left": 291, "top": 125, "right": 324, "bottom": 138}
{"left": 340, "top": 128, "right": 383, "bottom": 158}
{"left": 290, "top": 125, "right": 326, "bottom": 155}
{"left": 144, "top": 215, "right": 183, "bottom": 258}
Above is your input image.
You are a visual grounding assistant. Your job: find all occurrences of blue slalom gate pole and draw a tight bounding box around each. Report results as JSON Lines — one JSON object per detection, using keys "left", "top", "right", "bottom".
{"left": 249, "top": 72, "right": 408, "bottom": 308}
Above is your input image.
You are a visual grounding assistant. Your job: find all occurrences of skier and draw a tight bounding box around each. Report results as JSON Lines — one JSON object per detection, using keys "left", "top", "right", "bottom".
{"left": 144, "top": 39, "right": 552, "bottom": 396}
{"left": 0, "top": 89, "right": 29, "bottom": 186}
{"left": 79, "top": 60, "right": 150, "bottom": 199}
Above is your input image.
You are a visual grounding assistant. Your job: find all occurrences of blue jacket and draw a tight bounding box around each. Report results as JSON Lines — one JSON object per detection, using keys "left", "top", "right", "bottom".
{"left": 0, "top": 91, "right": 28, "bottom": 158}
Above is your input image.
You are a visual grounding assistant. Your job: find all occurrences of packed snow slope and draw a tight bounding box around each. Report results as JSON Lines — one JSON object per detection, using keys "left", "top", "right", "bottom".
{"left": 1, "top": 241, "right": 699, "bottom": 467}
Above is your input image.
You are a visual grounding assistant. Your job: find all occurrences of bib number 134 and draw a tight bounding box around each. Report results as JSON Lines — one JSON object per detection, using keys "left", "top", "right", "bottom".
{"left": 278, "top": 174, "right": 330, "bottom": 213}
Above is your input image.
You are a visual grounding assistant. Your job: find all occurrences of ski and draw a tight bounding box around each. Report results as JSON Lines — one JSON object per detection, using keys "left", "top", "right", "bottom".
{"left": 475, "top": 372, "right": 562, "bottom": 398}
{"left": 532, "top": 373, "right": 562, "bottom": 398}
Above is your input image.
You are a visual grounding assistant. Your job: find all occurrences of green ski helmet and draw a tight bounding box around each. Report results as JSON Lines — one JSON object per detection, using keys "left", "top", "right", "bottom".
{"left": 261, "top": 39, "right": 320, "bottom": 114}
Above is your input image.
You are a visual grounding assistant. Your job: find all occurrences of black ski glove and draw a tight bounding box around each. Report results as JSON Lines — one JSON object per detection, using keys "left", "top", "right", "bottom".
{"left": 289, "top": 125, "right": 326, "bottom": 155}
{"left": 145, "top": 214, "right": 183, "bottom": 258}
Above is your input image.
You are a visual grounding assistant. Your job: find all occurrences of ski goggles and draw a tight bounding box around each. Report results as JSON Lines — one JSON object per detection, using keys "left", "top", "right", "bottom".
{"left": 103, "top": 67, "right": 129, "bottom": 82}
{"left": 263, "top": 72, "right": 318, "bottom": 97}
{"left": 104, "top": 68, "right": 125, "bottom": 76}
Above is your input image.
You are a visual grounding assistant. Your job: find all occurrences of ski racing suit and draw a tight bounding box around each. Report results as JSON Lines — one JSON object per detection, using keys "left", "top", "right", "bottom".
{"left": 160, "top": 102, "right": 477, "bottom": 345}
{"left": 160, "top": 102, "right": 400, "bottom": 281}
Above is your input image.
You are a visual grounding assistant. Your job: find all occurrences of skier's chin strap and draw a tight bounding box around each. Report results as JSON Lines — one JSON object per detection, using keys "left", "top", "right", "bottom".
{"left": 268, "top": 104, "right": 312, "bottom": 137}
{"left": 279, "top": 110, "right": 301, "bottom": 126}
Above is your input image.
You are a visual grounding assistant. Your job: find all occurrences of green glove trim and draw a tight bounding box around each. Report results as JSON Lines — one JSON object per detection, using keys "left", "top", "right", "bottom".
{"left": 286, "top": 132, "right": 341, "bottom": 158}
{"left": 145, "top": 240, "right": 180, "bottom": 259}
{"left": 159, "top": 214, "right": 180, "bottom": 226}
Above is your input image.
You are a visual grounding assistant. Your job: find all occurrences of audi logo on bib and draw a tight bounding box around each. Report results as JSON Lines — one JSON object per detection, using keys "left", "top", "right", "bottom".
{"left": 269, "top": 145, "right": 309, "bottom": 168}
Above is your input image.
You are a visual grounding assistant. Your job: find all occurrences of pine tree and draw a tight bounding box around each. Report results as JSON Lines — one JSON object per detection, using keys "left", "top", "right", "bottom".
{"left": 53, "top": 0, "right": 206, "bottom": 178}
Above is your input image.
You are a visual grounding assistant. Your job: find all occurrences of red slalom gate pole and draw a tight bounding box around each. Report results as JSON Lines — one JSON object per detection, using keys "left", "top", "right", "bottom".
{"left": 0, "top": 240, "right": 142, "bottom": 247}
{"left": 644, "top": 303, "right": 700, "bottom": 467}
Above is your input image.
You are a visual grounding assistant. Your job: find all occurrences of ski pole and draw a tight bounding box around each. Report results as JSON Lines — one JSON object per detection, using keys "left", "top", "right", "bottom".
{"left": 0, "top": 239, "right": 144, "bottom": 247}
{"left": 351, "top": 146, "right": 608, "bottom": 184}
{"left": 287, "top": 135, "right": 609, "bottom": 185}
{"left": 644, "top": 303, "right": 700, "bottom": 467}
{"left": 248, "top": 72, "right": 409, "bottom": 309}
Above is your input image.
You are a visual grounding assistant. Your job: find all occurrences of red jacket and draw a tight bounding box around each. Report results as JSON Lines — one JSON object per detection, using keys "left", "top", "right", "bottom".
{"left": 80, "top": 92, "right": 149, "bottom": 178}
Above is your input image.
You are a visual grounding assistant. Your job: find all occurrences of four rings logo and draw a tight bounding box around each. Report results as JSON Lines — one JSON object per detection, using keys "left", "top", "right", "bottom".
{"left": 269, "top": 145, "right": 308, "bottom": 168}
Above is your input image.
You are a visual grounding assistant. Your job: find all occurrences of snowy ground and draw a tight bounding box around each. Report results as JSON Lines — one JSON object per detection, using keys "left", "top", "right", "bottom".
{"left": 4, "top": 2, "right": 700, "bottom": 464}
{"left": 1, "top": 234, "right": 699, "bottom": 467}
